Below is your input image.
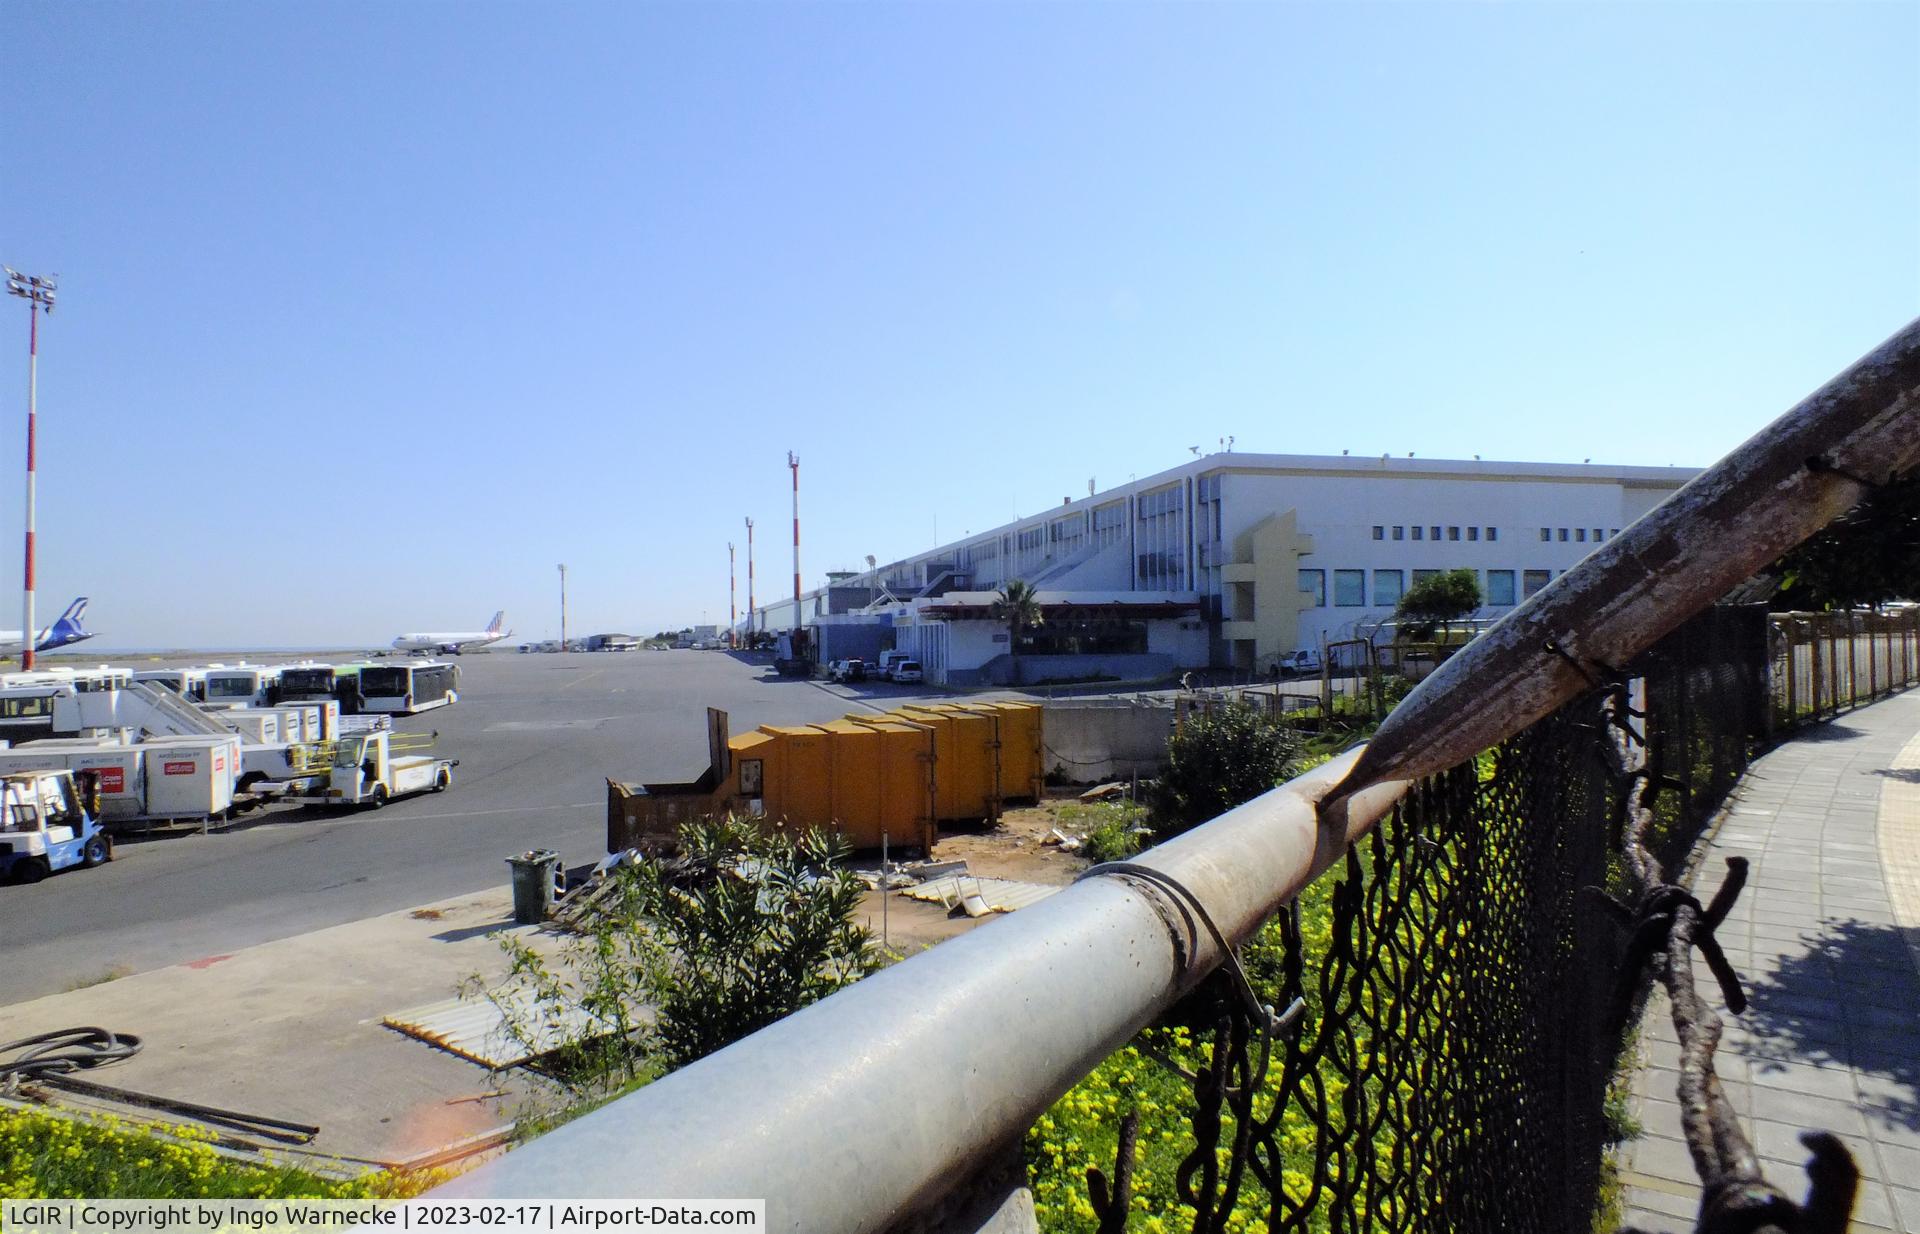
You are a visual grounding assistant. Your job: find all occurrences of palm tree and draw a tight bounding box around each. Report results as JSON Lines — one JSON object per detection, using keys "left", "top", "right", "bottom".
{"left": 992, "top": 580, "right": 1044, "bottom": 685}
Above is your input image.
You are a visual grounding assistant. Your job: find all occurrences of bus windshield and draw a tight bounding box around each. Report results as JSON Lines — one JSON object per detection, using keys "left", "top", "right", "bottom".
{"left": 359, "top": 668, "right": 408, "bottom": 695}
{"left": 281, "top": 668, "right": 334, "bottom": 694}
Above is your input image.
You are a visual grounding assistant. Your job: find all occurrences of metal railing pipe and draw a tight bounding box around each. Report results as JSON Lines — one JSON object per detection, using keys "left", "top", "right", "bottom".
{"left": 1334, "top": 314, "right": 1920, "bottom": 802}
{"left": 434, "top": 750, "right": 1411, "bottom": 1229}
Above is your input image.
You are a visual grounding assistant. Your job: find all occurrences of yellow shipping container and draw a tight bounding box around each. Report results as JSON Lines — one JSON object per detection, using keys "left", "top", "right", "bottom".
{"left": 954, "top": 701, "right": 1045, "bottom": 803}
{"left": 708, "top": 722, "right": 936, "bottom": 854}
{"left": 889, "top": 705, "right": 999, "bottom": 822}
{"left": 812, "top": 719, "right": 935, "bottom": 851}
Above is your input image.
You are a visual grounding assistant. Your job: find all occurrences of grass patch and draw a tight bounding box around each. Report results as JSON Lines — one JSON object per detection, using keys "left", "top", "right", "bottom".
{"left": 65, "top": 964, "right": 133, "bottom": 992}
{"left": 1054, "top": 801, "right": 1149, "bottom": 865}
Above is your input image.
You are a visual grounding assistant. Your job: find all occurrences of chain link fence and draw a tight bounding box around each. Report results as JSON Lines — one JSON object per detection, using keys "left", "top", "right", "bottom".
{"left": 1066, "top": 603, "right": 1905, "bottom": 1232}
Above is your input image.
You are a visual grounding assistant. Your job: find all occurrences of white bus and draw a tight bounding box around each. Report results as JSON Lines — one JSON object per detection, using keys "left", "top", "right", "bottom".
{"left": 357, "top": 662, "right": 459, "bottom": 715}
{"left": 202, "top": 665, "right": 282, "bottom": 708}
{"left": 0, "top": 667, "right": 135, "bottom": 743}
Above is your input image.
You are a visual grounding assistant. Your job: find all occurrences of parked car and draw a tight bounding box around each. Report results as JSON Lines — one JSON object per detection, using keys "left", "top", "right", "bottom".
{"left": 828, "top": 658, "right": 868, "bottom": 683}
{"left": 889, "top": 660, "right": 924, "bottom": 684}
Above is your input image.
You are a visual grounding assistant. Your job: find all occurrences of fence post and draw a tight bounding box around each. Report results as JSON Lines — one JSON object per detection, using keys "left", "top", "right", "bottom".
{"left": 1869, "top": 611, "right": 1880, "bottom": 701}
{"left": 1783, "top": 619, "right": 1798, "bottom": 726}
{"left": 1811, "top": 619, "right": 1826, "bottom": 718}
{"left": 1849, "top": 610, "right": 1862, "bottom": 708}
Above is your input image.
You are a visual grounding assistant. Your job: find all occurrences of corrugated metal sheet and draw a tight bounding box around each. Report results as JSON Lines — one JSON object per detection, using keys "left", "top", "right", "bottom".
{"left": 901, "top": 875, "right": 1063, "bottom": 914}
{"left": 384, "top": 990, "right": 616, "bottom": 1069}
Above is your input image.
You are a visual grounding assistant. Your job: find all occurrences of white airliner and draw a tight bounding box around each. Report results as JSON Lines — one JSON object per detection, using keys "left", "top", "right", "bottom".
{"left": 0, "top": 598, "right": 96, "bottom": 660}
{"left": 392, "top": 611, "right": 511, "bottom": 655}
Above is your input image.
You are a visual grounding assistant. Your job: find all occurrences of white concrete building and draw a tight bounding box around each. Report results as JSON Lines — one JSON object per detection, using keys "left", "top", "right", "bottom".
{"left": 745, "top": 452, "right": 1698, "bottom": 685}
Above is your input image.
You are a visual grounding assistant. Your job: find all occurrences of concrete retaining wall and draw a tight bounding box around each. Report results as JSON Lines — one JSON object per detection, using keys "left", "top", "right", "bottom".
{"left": 1041, "top": 698, "right": 1174, "bottom": 784}
{"left": 953, "top": 652, "right": 1175, "bottom": 688}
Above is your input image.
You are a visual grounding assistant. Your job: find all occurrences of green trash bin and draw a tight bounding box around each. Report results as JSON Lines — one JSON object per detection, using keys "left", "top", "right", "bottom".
{"left": 507, "top": 849, "right": 560, "bottom": 924}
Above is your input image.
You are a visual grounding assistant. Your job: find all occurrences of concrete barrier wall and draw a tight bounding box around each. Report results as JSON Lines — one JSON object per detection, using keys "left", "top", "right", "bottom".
{"left": 954, "top": 652, "right": 1174, "bottom": 687}
{"left": 1040, "top": 698, "right": 1174, "bottom": 784}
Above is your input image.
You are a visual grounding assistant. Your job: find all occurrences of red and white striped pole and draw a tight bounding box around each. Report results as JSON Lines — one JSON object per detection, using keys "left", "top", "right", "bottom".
{"left": 22, "top": 302, "right": 38, "bottom": 669}
{"left": 788, "top": 451, "right": 801, "bottom": 609}
{"left": 6, "top": 269, "right": 55, "bottom": 671}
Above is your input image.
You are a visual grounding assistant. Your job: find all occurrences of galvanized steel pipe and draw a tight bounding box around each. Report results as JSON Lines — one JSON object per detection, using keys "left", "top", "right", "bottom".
{"left": 1334, "top": 315, "right": 1920, "bottom": 805}
{"left": 433, "top": 750, "right": 1411, "bottom": 1229}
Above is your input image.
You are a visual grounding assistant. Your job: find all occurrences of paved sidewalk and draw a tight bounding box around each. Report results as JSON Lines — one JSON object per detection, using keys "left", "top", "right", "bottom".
{"left": 0, "top": 888, "right": 563, "bottom": 1169}
{"left": 1621, "top": 689, "right": 1920, "bottom": 1233}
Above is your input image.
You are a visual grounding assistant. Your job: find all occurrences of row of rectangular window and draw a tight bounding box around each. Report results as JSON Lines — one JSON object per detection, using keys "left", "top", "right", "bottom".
{"left": 1541, "top": 527, "right": 1620, "bottom": 542}
{"left": 1297, "top": 567, "right": 1555, "bottom": 609}
{"left": 1371, "top": 525, "right": 1499, "bottom": 542}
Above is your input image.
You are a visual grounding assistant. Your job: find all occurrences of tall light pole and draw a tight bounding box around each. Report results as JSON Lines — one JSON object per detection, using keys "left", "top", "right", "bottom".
{"left": 788, "top": 451, "right": 801, "bottom": 611}
{"left": 728, "top": 542, "right": 737, "bottom": 649}
{"left": 5, "top": 268, "right": 56, "bottom": 670}
{"left": 558, "top": 563, "right": 568, "bottom": 653}
{"left": 745, "top": 517, "right": 756, "bottom": 642}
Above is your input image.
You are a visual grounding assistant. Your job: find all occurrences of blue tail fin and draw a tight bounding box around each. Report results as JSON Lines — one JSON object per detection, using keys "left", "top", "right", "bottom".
{"left": 37, "top": 597, "right": 92, "bottom": 650}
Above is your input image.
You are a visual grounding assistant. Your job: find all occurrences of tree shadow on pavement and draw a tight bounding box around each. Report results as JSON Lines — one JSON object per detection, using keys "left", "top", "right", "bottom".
{"left": 1787, "top": 722, "right": 1870, "bottom": 743}
{"left": 1741, "top": 916, "right": 1920, "bottom": 1131}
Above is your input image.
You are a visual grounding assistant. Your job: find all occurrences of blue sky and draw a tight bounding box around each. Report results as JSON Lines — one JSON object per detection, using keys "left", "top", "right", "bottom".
{"left": 3, "top": 1, "right": 1916, "bottom": 647}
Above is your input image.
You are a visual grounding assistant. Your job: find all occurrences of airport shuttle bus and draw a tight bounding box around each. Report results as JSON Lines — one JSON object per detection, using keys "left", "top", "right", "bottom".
{"left": 0, "top": 688, "right": 61, "bottom": 743}
{"left": 357, "top": 662, "right": 459, "bottom": 715}
{"left": 278, "top": 662, "right": 375, "bottom": 713}
{"left": 203, "top": 665, "right": 282, "bottom": 708}
{"left": 0, "top": 668, "right": 134, "bottom": 743}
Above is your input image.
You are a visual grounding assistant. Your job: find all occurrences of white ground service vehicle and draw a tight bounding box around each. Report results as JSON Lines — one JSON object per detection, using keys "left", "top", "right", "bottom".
{"left": 0, "top": 770, "right": 111, "bottom": 882}
{"left": 312, "top": 730, "right": 457, "bottom": 809}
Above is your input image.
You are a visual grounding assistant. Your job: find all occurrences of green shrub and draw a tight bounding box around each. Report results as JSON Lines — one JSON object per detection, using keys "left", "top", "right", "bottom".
{"left": 484, "top": 815, "right": 880, "bottom": 1096}
{"left": 1146, "top": 704, "right": 1302, "bottom": 840}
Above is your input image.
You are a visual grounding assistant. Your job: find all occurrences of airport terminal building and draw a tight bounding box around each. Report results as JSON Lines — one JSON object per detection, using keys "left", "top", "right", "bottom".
{"left": 748, "top": 452, "right": 1698, "bottom": 686}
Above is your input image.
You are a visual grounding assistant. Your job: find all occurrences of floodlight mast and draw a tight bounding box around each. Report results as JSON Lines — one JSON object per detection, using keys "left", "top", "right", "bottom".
{"left": 5, "top": 268, "right": 56, "bottom": 670}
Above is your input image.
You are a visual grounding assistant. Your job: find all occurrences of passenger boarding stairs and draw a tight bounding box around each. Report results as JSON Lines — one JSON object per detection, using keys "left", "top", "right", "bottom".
{"left": 124, "top": 681, "right": 237, "bottom": 739}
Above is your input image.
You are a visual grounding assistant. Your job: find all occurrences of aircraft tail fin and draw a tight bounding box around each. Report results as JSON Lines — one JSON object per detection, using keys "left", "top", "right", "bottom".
{"left": 486, "top": 610, "right": 505, "bottom": 635}
{"left": 38, "top": 597, "right": 92, "bottom": 649}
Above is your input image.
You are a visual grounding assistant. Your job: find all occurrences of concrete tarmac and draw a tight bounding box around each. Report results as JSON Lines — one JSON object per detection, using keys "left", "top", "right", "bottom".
{"left": 0, "top": 650, "right": 950, "bottom": 1006}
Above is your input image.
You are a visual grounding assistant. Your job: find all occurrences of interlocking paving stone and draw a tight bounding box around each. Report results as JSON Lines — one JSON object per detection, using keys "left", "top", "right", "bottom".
{"left": 1621, "top": 689, "right": 1920, "bottom": 1234}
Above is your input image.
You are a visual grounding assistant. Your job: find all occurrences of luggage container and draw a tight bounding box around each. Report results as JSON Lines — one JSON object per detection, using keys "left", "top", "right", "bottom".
{"left": 262, "top": 703, "right": 329, "bottom": 744}
{"left": 134, "top": 735, "right": 239, "bottom": 819}
{"left": 216, "top": 710, "right": 281, "bottom": 745}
